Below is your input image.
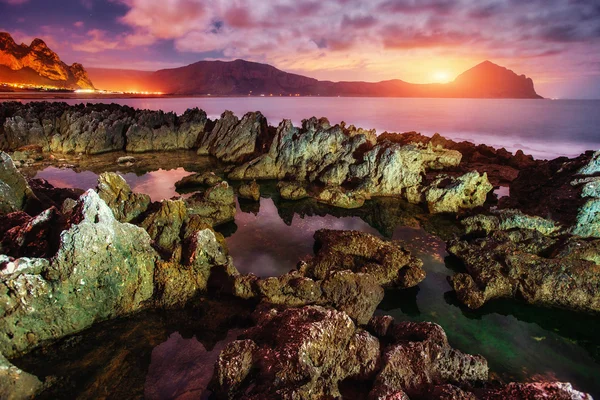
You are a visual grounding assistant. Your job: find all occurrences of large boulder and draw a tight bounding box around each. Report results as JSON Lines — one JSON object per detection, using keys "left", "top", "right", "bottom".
{"left": 197, "top": 111, "right": 272, "bottom": 163}
{"left": 140, "top": 199, "right": 188, "bottom": 258}
{"left": 0, "top": 190, "right": 158, "bottom": 357}
{"left": 96, "top": 172, "right": 150, "bottom": 222}
{"left": 0, "top": 152, "right": 34, "bottom": 214}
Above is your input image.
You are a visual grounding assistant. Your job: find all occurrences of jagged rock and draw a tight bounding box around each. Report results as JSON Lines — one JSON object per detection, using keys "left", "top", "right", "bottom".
{"left": 0, "top": 190, "right": 158, "bottom": 357}
{"left": 277, "top": 181, "right": 309, "bottom": 200}
{"left": 301, "top": 229, "right": 425, "bottom": 288}
{"left": 349, "top": 142, "right": 425, "bottom": 196}
{"left": 571, "top": 198, "right": 600, "bottom": 238}
{"left": 368, "top": 319, "right": 488, "bottom": 399}
{"left": 197, "top": 111, "right": 272, "bottom": 163}
{"left": 447, "top": 228, "right": 600, "bottom": 311}
{"left": 577, "top": 150, "right": 600, "bottom": 175}
{"left": 1, "top": 207, "right": 64, "bottom": 259}
{"left": 213, "top": 306, "right": 380, "bottom": 399}
{"left": 424, "top": 171, "right": 493, "bottom": 213}
{"left": 462, "top": 209, "right": 560, "bottom": 236}
{"left": 153, "top": 228, "right": 236, "bottom": 308}
{"left": 96, "top": 172, "right": 150, "bottom": 222}
{"left": 238, "top": 181, "right": 260, "bottom": 202}
{"left": 174, "top": 171, "right": 222, "bottom": 190}
{"left": 229, "top": 117, "right": 371, "bottom": 185}
{"left": 256, "top": 271, "right": 323, "bottom": 307}
{"left": 140, "top": 199, "right": 188, "bottom": 258}
{"left": 185, "top": 181, "right": 236, "bottom": 226}
{"left": 0, "top": 352, "right": 43, "bottom": 400}
{"left": 316, "top": 186, "right": 366, "bottom": 209}
{"left": 0, "top": 152, "right": 34, "bottom": 214}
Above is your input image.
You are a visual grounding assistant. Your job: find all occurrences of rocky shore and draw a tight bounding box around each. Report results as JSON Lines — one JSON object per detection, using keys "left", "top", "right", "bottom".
{"left": 0, "top": 101, "right": 597, "bottom": 399}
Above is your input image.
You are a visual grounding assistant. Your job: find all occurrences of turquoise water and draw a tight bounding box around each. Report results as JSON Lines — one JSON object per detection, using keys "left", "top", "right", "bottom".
{"left": 29, "top": 165, "right": 600, "bottom": 397}
{"left": 8, "top": 97, "right": 600, "bottom": 159}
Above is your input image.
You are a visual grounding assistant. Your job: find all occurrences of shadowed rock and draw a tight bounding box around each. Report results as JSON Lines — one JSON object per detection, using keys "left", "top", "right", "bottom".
{"left": 0, "top": 152, "right": 35, "bottom": 214}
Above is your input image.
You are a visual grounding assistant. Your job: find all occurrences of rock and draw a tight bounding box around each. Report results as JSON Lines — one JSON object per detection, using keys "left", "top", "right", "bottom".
{"left": 0, "top": 352, "right": 43, "bottom": 400}
{"left": 27, "top": 178, "right": 84, "bottom": 213}
{"left": 0, "top": 152, "right": 34, "bottom": 214}
{"left": 368, "top": 319, "right": 488, "bottom": 399}
{"left": 424, "top": 171, "right": 493, "bottom": 213}
{"left": 185, "top": 181, "right": 236, "bottom": 226}
{"left": 447, "top": 228, "right": 600, "bottom": 311}
{"left": 462, "top": 209, "right": 560, "bottom": 236}
{"left": 316, "top": 186, "right": 366, "bottom": 209}
{"left": 1, "top": 207, "right": 64, "bottom": 259}
{"left": 153, "top": 228, "right": 235, "bottom": 308}
{"left": 277, "top": 181, "right": 309, "bottom": 200}
{"left": 571, "top": 198, "right": 600, "bottom": 238}
{"left": 140, "top": 199, "right": 188, "bottom": 258}
{"left": 238, "top": 181, "right": 260, "bottom": 202}
{"left": 478, "top": 382, "right": 593, "bottom": 400}
{"left": 174, "top": 171, "right": 222, "bottom": 190}
{"left": 301, "top": 229, "right": 425, "bottom": 288}
{"left": 256, "top": 271, "right": 323, "bottom": 307}
{"left": 229, "top": 117, "right": 371, "bottom": 185}
{"left": 96, "top": 172, "right": 150, "bottom": 222}
{"left": 116, "top": 156, "right": 136, "bottom": 164}
{"left": 577, "top": 150, "right": 600, "bottom": 175}
{"left": 0, "top": 190, "right": 158, "bottom": 357}
{"left": 213, "top": 306, "right": 380, "bottom": 399}
{"left": 349, "top": 142, "right": 425, "bottom": 196}
{"left": 197, "top": 111, "right": 273, "bottom": 163}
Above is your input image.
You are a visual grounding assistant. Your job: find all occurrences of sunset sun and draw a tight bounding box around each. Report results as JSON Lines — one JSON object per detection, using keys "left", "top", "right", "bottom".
{"left": 432, "top": 71, "right": 452, "bottom": 83}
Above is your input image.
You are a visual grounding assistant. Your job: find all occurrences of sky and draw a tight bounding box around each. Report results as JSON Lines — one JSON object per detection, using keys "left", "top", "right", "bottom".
{"left": 1, "top": 0, "right": 600, "bottom": 98}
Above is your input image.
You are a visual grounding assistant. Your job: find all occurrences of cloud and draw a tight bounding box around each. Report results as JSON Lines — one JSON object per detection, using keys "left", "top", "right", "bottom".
{"left": 1, "top": 0, "right": 29, "bottom": 4}
{"left": 74, "top": 21, "right": 85, "bottom": 28}
{"left": 72, "top": 29, "right": 120, "bottom": 53}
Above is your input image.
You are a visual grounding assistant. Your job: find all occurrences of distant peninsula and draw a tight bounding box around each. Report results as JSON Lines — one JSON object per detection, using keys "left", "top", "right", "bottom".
{"left": 0, "top": 31, "right": 542, "bottom": 98}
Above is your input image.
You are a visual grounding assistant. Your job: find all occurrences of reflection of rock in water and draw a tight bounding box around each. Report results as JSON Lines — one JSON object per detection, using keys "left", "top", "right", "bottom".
{"left": 238, "top": 198, "right": 260, "bottom": 215}
{"left": 11, "top": 298, "right": 253, "bottom": 400}
{"left": 377, "top": 287, "right": 421, "bottom": 316}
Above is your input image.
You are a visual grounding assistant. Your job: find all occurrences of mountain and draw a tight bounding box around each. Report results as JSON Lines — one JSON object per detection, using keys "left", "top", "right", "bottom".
{"left": 0, "top": 32, "right": 94, "bottom": 90}
{"left": 89, "top": 59, "right": 541, "bottom": 98}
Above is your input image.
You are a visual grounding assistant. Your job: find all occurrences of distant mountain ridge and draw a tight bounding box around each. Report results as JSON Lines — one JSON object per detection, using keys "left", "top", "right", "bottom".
{"left": 91, "top": 59, "right": 542, "bottom": 98}
{"left": 0, "top": 32, "right": 94, "bottom": 90}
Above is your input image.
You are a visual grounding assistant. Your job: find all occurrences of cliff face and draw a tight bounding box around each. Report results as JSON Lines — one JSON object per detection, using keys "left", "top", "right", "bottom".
{"left": 0, "top": 32, "right": 94, "bottom": 90}
{"left": 142, "top": 59, "right": 541, "bottom": 98}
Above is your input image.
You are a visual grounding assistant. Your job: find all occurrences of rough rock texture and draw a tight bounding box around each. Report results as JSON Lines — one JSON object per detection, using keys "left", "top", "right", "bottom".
{"left": 174, "top": 171, "right": 222, "bottom": 190}
{"left": 197, "top": 111, "right": 272, "bottom": 163}
{"left": 316, "top": 186, "right": 366, "bottom": 209}
{"left": 140, "top": 199, "right": 188, "bottom": 258}
{"left": 0, "top": 102, "right": 207, "bottom": 154}
{"left": 424, "top": 171, "right": 493, "bottom": 213}
{"left": 214, "top": 306, "right": 380, "bottom": 399}
{"left": 447, "top": 227, "right": 600, "bottom": 311}
{"left": 0, "top": 190, "right": 158, "bottom": 357}
{"left": 301, "top": 229, "right": 425, "bottom": 288}
{"left": 185, "top": 181, "right": 236, "bottom": 226}
{"left": 0, "top": 152, "right": 34, "bottom": 214}
{"left": 229, "top": 117, "right": 374, "bottom": 184}
{"left": 96, "top": 172, "right": 150, "bottom": 222}
{"left": 461, "top": 209, "right": 560, "bottom": 236}
{"left": 0, "top": 352, "right": 43, "bottom": 400}
{"left": 238, "top": 180, "right": 260, "bottom": 202}
{"left": 277, "top": 181, "right": 309, "bottom": 200}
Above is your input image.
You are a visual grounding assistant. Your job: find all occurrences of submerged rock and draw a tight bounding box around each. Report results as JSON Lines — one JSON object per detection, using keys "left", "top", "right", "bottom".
{"left": 424, "top": 171, "right": 493, "bottom": 213}
{"left": 96, "top": 172, "right": 150, "bottom": 222}
{"left": 197, "top": 111, "right": 272, "bottom": 163}
{"left": 238, "top": 180, "right": 260, "bottom": 202}
{"left": 0, "top": 152, "right": 34, "bottom": 214}
{"left": 0, "top": 190, "right": 158, "bottom": 357}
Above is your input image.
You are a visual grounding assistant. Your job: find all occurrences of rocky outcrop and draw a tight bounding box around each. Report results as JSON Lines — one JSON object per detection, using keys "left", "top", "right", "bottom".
{"left": 238, "top": 180, "right": 260, "bottom": 202}
{"left": 277, "top": 181, "right": 309, "bottom": 200}
{"left": 96, "top": 172, "right": 150, "bottom": 223}
{"left": 0, "top": 32, "right": 94, "bottom": 89}
{"left": 316, "top": 186, "right": 366, "bottom": 209}
{"left": 0, "top": 190, "right": 158, "bottom": 357}
{"left": 447, "top": 226, "right": 600, "bottom": 312}
{"left": 462, "top": 209, "right": 560, "bottom": 236}
{"left": 185, "top": 181, "right": 236, "bottom": 226}
{"left": 0, "top": 152, "right": 34, "bottom": 214}
{"left": 423, "top": 171, "right": 493, "bottom": 213}
{"left": 197, "top": 111, "right": 272, "bottom": 163}
{"left": 140, "top": 199, "right": 187, "bottom": 258}
{"left": 174, "top": 171, "right": 222, "bottom": 190}
{"left": 214, "top": 306, "right": 585, "bottom": 400}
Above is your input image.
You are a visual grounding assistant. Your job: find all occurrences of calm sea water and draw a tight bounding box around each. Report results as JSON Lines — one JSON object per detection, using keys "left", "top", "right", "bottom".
{"left": 31, "top": 166, "right": 600, "bottom": 397}
{"left": 11, "top": 97, "right": 600, "bottom": 159}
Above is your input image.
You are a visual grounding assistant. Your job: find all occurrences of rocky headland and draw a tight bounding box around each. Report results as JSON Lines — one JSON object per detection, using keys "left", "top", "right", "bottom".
{"left": 0, "top": 101, "right": 597, "bottom": 399}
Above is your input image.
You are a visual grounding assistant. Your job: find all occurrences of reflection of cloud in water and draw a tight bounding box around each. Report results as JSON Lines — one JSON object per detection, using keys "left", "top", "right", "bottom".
{"left": 35, "top": 167, "right": 194, "bottom": 202}
{"left": 144, "top": 329, "right": 241, "bottom": 400}
{"left": 227, "top": 198, "right": 380, "bottom": 277}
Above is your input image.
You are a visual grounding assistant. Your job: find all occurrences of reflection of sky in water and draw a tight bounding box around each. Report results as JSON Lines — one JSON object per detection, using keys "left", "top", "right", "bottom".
{"left": 35, "top": 166, "right": 193, "bottom": 202}
{"left": 144, "top": 329, "right": 241, "bottom": 400}
{"left": 494, "top": 185, "right": 510, "bottom": 198}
